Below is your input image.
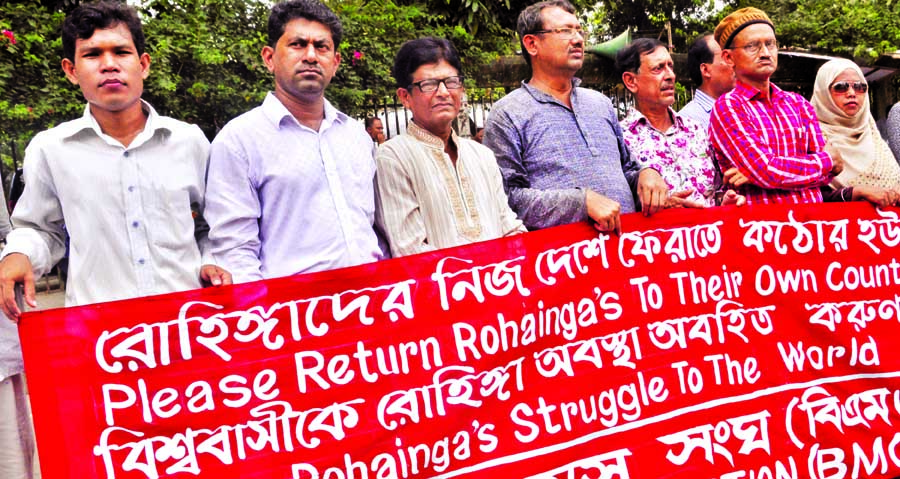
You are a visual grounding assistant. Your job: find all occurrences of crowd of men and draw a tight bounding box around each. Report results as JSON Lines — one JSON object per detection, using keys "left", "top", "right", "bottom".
{"left": 0, "top": 0, "right": 892, "bottom": 476}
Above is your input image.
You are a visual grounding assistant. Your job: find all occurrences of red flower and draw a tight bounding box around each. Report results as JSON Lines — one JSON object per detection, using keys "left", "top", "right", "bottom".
{"left": 2, "top": 30, "right": 15, "bottom": 45}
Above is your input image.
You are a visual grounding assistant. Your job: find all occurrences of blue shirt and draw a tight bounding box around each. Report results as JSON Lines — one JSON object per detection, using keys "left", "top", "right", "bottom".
{"left": 483, "top": 79, "right": 641, "bottom": 230}
{"left": 679, "top": 88, "right": 716, "bottom": 132}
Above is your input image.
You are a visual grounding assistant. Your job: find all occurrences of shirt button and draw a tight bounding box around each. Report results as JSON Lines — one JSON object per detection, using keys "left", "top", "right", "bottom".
{"left": 128, "top": 186, "right": 135, "bottom": 192}
{"left": 124, "top": 151, "right": 130, "bottom": 158}
{"left": 132, "top": 221, "right": 139, "bottom": 228}
{"left": 138, "top": 258, "right": 145, "bottom": 265}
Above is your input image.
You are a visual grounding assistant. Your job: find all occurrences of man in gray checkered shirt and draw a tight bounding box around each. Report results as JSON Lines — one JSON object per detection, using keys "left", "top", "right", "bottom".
{"left": 485, "top": 0, "right": 698, "bottom": 234}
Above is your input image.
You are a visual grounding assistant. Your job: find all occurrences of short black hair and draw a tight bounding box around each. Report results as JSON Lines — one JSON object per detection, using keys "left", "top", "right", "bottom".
{"left": 516, "top": 0, "right": 576, "bottom": 69}
{"left": 364, "top": 117, "right": 381, "bottom": 128}
{"left": 267, "top": 0, "right": 342, "bottom": 49}
{"left": 392, "top": 37, "right": 463, "bottom": 89}
{"left": 62, "top": 1, "right": 145, "bottom": 62}
{"left": 616, "top": 37, "right": 666, "bottom": 77}
{"left": 687, "top": 33, "right": 714, "bottom": 86}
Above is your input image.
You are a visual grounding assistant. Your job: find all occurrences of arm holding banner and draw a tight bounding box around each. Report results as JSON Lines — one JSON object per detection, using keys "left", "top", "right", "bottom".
{"left": 0, "top": 139, "right": 67, "bottom": 320}
{"left": 483, "top": 110, "right": 589, "bottom": 231}
{"left": 205, "top": 132, "right": 264, "bottom": 284}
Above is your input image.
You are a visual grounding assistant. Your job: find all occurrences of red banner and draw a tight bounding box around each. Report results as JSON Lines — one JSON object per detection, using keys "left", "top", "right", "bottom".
{"left": 20, "top": 203, "right": 900, "bottom": 479}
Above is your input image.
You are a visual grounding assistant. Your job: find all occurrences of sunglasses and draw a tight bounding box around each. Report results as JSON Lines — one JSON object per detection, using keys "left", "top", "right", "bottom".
{"left": 830, "top": 81, "right": 867, "bottom": 94}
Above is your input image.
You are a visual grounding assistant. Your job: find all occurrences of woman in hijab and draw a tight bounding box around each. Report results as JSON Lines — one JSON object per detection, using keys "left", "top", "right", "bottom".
{"left": 811, "top": 58, "right": 900, "bottom": 206}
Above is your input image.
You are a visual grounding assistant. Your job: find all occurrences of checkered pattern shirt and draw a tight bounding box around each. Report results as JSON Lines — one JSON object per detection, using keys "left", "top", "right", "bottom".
{"left": 710, "top": 80, "right": 833, "bottom": 205}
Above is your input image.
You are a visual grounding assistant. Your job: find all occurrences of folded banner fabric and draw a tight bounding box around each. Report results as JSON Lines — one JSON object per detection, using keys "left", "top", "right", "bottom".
{"left": 20, "top": 203, "right": 900, "bottom": 479}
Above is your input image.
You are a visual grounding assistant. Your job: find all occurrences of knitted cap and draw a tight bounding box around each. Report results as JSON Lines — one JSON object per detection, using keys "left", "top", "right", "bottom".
{"left": 714, "top": 7, "right": 774, "bottom": 49}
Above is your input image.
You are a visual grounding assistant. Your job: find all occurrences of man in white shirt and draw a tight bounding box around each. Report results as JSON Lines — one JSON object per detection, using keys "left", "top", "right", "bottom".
{"left": 0, "top": 2, "right": 231, "bottom": 476}
{"left": 205, "top": 0, "right": 384, "bottom": 283}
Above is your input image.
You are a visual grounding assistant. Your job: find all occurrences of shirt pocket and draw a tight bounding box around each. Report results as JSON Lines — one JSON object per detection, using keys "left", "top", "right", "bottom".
{"left": 151, "top": 186, "right": 196, "bottom": 252}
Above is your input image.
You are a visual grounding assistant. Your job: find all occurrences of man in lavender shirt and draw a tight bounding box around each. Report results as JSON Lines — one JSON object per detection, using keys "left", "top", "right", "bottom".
{"left": 484, "top": 0, "right": 685, "bottom": 235}
{"left": 205, "top": 0, "right": 384, "bottom": 283}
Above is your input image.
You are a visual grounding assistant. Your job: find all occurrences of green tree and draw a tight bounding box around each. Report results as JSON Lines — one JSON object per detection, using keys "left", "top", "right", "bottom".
{"left": 592, "top": 0, "right": 713, "bottom": 42}
{"left": 0, "top": 0, "right": 80, "bottom": 182}
{"left": 734, "top": 0, "right": 900, "bottom": 58}
{"left": 140, "top": 0, "right": 271, "bottom": 137}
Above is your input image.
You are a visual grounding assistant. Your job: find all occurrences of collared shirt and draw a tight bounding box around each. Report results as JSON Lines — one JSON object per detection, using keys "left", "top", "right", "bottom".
{"left": 206, "top": 93, "right": 384, "bottom": 283}
{"left": 889, "top": 103, "right": 900, "bottom": 161}
{"left": 2, "top": 102, "right": 210, "bottom": 307}
{"left": 375, "top": 121, "right": 526, "bottom": 257}
{"left": 710, "top": 80, "right": 833, "bottom": 205}
{"left": 483, "top": 79, "right": 642, "bottom": 230}
{"left": 621, "top": 108, "right": 718, "bottom": 206}
{"left": 679, "top": 88, "right": 716, "bottom": 131}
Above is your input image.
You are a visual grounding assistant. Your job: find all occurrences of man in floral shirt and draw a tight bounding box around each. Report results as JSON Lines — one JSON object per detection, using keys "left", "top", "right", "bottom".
{"left": 616, "top": 38, "right": 744, "bottom": 207}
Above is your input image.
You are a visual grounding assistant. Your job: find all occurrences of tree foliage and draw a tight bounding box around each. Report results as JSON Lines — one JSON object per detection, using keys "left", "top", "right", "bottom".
{"left": 140, "top": 0, "right": 271, "bottom": 137}
{"left": 733, "top": 0, "right": 900, "bottom": 58}
{"left": 593, "top": 0, "right": 712, "bottom": 41}
{"left": 0, "top": 0, "right": 78, "bottom": 179}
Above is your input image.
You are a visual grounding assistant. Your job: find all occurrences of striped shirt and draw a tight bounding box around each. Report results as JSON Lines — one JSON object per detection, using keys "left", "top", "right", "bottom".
{"left": 709, "top": 81, "right": 833, "bottom": 205}
{"left": 679, "top": 88, "right": 716, "bottom": 131}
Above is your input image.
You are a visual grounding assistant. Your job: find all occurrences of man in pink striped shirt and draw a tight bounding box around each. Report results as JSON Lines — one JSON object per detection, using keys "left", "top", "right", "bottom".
{"left": 709, "top": 7, "right": 844, "bottom": 204}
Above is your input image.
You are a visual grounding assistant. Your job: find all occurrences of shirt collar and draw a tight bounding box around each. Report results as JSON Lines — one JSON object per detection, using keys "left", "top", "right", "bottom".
{"left": 521, "top": 77, "right": 582, "bottom": 106}
{"left": 733, "top": 79, "right": 786, "bottom": 102}
{"left": 406, "top": 119, "right": 458, "bottom": 150}
{"left": 262, "top": 92, "right": 347, "bottom": 131}
{"left": 60, "top": 100, "right": 165, "bottom": 147}
{"left": 692, "top": 89, "right": 715, "bottom": 112}
{"left": 622, "top": 106, "right": 685, "bottom": 134}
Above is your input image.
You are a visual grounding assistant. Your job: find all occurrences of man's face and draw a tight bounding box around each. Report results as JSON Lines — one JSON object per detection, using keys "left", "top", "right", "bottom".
{"left": 262, "top": 18, "right": 340, "bottom": 104}
{"left": 398, "top": 60, "right": 462, "bottom": 137}
{"left": 528, "top": 6, "right": 584, "bottom": 74}
{"left": 625, "top": 46, "right": 676, "bottom": 110}
{"left": 724, "top": 23, "right": 778, "bottom": 85}
{"left": 703, "top": 37, "right": 735, "bottom": 97}
{"left": 367, "top": 119, "right": 384, "bottom": 140}
{"left": 61, "top": 23, "right": 150, "bottom": 115}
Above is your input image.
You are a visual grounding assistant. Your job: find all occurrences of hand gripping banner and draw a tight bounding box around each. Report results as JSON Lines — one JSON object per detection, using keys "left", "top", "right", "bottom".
{"left": 19, "top": 203, "right": 900, "bottom": 479}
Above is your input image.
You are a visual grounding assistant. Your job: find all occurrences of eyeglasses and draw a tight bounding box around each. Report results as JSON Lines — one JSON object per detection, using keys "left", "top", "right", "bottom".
{"left": 830, "top": 81, "right": 868, "bottom": 94}
{"left": 407, "top": 76, "right": 465, "bottom": 93}
{"left": 731, "top": 39, "right": 778, "bottom": 56}
{"left": 532, "top": 27, "right": 586, "bottom": 39}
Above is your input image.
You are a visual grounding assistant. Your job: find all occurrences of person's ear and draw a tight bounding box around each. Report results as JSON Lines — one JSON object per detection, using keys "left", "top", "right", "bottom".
{"left": 522, "top": 34, "right": 540, "bottom": 60}
{"left": 61, "top": 58, "right": 79, "bottom": 85}
{"left": 261, "top": 45, "right": 276, "bottom": 73}
{"left": 700, "top": 62, "right": 712, "bottom": 82}
{"left": 622, "top": 71, "right": 638, "bottom": 94}
{"left": 139, "top": 53, "right": 151, "bottom": 79}
{"left": 397, "top": 87, "right": 411, "bottom": 109}
{"left": 721, "top": 49, "right": 735, "bottom": 68}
